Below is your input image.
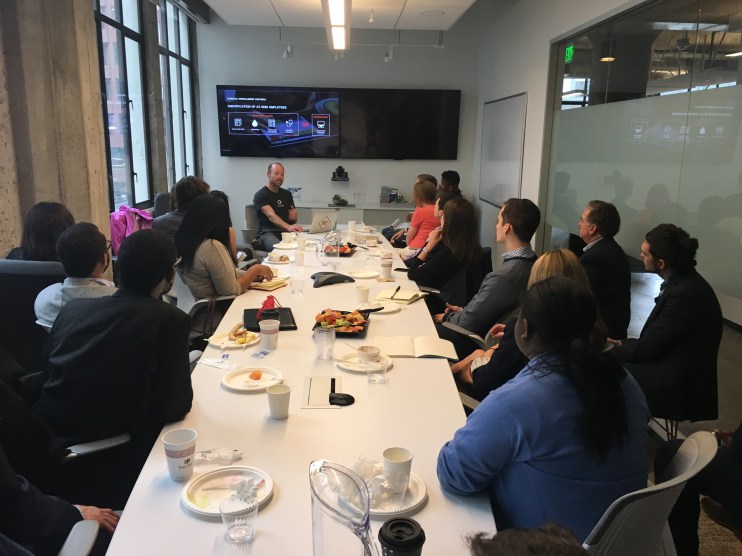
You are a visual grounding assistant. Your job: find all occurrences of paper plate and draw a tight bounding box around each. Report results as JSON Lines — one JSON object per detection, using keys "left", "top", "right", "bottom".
{"left": 181, "top": 466, "right": 274, "bottom": 517}
{"left": 347, "top": 269, "right": 379, "bottom": 279}
{"left": 369, "top": 473, "right": 428, "bottom": 519}
{"left": 336, "top": 353, "right": 393, "bottom": 374}
{"left": 375, "top": 304, "right": 401, "bottom": 314}
{"left": 273, "top": 242, "right": 297, "bottom": 250}
{"left": 208, "top": 332, "right": 260, "bottom": 349}
{"left": 221, "top": 367, "right": 284, "bottom": 393}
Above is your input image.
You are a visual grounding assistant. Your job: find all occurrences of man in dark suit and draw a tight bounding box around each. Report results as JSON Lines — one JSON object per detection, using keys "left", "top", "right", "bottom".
{"left": 610, "top": 224, "right": 722, "bottom": 422}
{"left": 577, "top": 200, "right": 631, "bottom": 339}
{"left": 33, "top": 229, "right": 193, "bottom": 506}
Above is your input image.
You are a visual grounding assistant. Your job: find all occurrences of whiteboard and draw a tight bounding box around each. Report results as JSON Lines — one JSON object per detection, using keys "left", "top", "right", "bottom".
{"left": 478, "top": 93, "right": 527, "bottom": 207}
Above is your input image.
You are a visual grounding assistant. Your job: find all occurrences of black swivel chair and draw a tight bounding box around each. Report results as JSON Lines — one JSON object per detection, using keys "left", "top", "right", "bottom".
{"left": 0, "top": 260, "right": 65, "bottom": 372}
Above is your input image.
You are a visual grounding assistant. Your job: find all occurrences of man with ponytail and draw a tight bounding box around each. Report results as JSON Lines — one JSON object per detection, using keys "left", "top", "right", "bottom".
{"left": 610, "top": 224, "right": 722, "bottom": 422}
{"left": 437, "top": 276, "right": 650, "bottom": 541}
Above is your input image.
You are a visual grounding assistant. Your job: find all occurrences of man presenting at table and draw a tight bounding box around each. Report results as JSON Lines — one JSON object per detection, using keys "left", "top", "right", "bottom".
{"left": 254, "top": 162, "right": 304, "bottom": 251}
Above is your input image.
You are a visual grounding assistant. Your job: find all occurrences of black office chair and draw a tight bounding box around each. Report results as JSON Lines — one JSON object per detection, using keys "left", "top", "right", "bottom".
{"left": 0, "top": 260, "right": 65, "bottom": 372}
{"left": 420, "top": 247, "right": 493, "bottom": 314}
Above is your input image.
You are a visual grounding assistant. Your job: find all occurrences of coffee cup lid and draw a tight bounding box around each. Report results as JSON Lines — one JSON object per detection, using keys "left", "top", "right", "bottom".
{"left": 378, "top": 518, "right": 425, "bottom": 549}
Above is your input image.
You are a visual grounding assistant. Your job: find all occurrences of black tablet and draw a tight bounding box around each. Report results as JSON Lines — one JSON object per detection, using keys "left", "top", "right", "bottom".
{"left": 243, "top": 307, "right": 298, "bottom": 331}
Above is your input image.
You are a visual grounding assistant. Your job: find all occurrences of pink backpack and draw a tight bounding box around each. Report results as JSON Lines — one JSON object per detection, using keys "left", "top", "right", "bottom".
{"left": 110, "top": 204, "right": 153, "bottom": 255}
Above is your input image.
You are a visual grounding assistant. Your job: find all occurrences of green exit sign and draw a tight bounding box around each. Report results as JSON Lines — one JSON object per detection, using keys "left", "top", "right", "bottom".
{"left": 565, "top": 44, "right": 574, "bottom": 64}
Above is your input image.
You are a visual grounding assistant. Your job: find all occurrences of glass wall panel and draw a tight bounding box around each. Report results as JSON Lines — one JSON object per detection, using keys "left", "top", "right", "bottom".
{"left": 122, "top": 0, "right": 139, "bottom": 33}
{"left": 169, "top": 57, "right": 184, "bottom": 180}
{"left": 179, "top": 11, "right": 190, "bottom": 60}
{"left": 182, "top": 65, "right": 195, "bottom": 175}
{"left": 547, "top": 0, "right": 742, "bottom": 302}
{"left": 99, "top": 0, "right": 120, "bottom": 23}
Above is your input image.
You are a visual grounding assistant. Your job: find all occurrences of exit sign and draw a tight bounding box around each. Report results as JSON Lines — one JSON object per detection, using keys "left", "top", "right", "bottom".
{"left": 565, "top": 44, "right": 574, "bottom": 64}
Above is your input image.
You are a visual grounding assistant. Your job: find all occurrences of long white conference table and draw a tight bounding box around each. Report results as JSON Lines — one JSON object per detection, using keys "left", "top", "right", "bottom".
{"left": 106, "top": 234, "right": 494, "bottom": 555}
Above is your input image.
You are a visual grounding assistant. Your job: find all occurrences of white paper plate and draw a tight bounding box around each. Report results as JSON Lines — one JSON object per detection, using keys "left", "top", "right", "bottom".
{"left": 181, "top": 466, "right": 274, "bottom": 517}
{"left": 221, "top": 367, "right": 284, "bottom": 393}
{"left": 347, "top": 269, "right": 379, "bottom": 279}
{"left": 273, "top": 242, "right": 297, "bottom": 250}
{"left": 208, "top": 332, "right": 260, "bottom": 349}
{"left": 369, "top": 473, "right": 428, "bottom": 518}
{"left": 336, "top": 353, "right": 393, "bottom": 374}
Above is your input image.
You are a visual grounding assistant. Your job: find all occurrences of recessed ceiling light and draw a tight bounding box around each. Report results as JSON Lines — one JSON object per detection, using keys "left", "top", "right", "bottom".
{"left": 421, "top": 10, "right": 445, "bottom": 16}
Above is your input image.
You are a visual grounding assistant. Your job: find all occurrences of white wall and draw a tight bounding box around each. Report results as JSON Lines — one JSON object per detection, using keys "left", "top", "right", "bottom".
{"left": 196, "top": 10, "right": 481, "bottom": 231}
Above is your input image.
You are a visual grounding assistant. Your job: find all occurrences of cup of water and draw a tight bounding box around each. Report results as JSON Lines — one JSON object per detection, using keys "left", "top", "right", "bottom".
{"left": 220, "top": 494, "right": 258, "bottom": 543}
{"left": 366, "top": 361, "right": 386, "bottom": 384}
{"left": 313, "top": 326, "right": 336, "bottom": 360}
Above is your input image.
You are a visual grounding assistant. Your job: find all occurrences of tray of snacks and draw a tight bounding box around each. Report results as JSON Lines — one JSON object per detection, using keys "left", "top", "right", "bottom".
{"left": 313, "top": 309, "right": 370, "bottom": 337}
{"left": 323, "top": 243, "right": 357, "bottom": 257}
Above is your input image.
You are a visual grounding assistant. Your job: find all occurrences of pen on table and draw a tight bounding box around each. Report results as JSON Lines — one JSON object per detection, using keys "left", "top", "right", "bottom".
{"left": 390, "top": 285, "right": 401, "bottom": 300}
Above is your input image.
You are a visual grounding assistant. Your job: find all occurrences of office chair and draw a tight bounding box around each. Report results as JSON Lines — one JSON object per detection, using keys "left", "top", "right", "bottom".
{"left": 58, "top": 520, "right": 100, "bottom": 556}
{"left": 582, "top": 431, "right": 717, "bottom": 556}
{"left": 0, "top": 260, "right": 65, "bottom": 372}
{"left": 169, "top": 271, "right": 236, "bottom": 342}
{"left": 242, "top": 204, "right": 268, "bottom": 260}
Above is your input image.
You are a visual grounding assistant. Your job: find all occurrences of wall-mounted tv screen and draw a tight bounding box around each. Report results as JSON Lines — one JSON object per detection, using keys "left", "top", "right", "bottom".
{"left": 216, "top": 86, "right": 460, "bottom": 160}
{"left": 217, "top": 86, "right": 340, "bottom": 158}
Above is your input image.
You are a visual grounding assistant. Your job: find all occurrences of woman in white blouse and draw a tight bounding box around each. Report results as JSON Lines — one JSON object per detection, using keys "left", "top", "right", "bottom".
{"left": 175, "top": 195, "right": 272, "bottom": 298}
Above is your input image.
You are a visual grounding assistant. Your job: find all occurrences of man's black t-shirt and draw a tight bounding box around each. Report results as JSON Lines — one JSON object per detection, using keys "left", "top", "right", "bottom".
{"left": 253, "top": 186, "right": 295, "bottom": 233}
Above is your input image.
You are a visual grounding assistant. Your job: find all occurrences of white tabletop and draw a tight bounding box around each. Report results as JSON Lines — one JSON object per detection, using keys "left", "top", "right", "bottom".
{"left": 107, "top": 236, "right": 494, "bottom": 555}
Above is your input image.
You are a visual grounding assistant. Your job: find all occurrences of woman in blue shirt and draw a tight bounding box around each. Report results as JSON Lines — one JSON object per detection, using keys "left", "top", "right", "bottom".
{"left": 437, "top": 276, "right": 650, "bottom": 541}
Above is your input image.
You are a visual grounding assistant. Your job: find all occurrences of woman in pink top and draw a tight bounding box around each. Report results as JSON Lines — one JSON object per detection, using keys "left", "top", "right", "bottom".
{"left": 392, "top": 180, "right": 439, "bottom": 249}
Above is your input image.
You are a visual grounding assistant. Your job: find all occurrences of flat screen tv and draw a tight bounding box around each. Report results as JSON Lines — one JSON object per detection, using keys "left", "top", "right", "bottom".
{"left": 216, "top": 86, "right": 460, "bottom": 160}
{"left": 217, "top": 86, "right": 340, "bottom": 158}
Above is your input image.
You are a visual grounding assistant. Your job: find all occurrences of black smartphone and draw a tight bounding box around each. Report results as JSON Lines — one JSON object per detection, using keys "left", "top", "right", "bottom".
{"left": 393, "top": 267, "right": 409, "bottom": 272}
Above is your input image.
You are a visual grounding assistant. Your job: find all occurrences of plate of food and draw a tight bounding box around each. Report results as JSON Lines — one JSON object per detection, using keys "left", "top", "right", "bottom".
{"left": 313, "top": 309, "right": 371, "bottom": 337}
{"left": 181, "top": 466, "right": 274, "bottom": 517}
{"left": 323, "top": 243, "right": 356, "bottom": 257}
{"left": 273, "top": 242, "right": 297, "bottom": 250}
{"left": 336, "top": 353, "right": 393, "bottom": 374}
{"left": 266, "top": 253, "right": 292, "bottom": 264}
{"left": 221, "top": 367, "right": 284, "bottom": 393}
{"left": 208, "top": 324, "right": 260, "bottom": 349}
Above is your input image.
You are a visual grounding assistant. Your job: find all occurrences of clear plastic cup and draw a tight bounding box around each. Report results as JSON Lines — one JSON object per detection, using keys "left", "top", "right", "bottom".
{"left": 314, "top": 327, "right": 336, "bottom": 360}
{"left": 220, "top": 494, "right": 258, "bottom": 543}
{"left": 366, "top": 361, "right": 386, "bottom": 384}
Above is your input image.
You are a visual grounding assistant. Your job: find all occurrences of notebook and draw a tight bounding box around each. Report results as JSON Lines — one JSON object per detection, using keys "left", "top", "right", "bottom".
{"left": 372, "top": 336, "right": 457, "bottom": 360}
{"left": 243, "top": 307, "right": 298, "bottom": 331}
{"left": 375, "top": 288, "right": 428, "bottom": 305}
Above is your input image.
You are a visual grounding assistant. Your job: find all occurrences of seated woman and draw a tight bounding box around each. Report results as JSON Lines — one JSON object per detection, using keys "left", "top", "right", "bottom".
{"left": 407, "top": 198, "right": 482, "bottom": 315}
{"left": 451, "top": 248, "right": 601, "bottom": 401}
{"left": 175, "top": 195, "right": 272, "bottom": 298}
{"left": 403, "top": 190, "right": 458, "bottom": 268}
{"left": 209, "top": 190, "right": 238, "bottom": 260}
{"left": 391, "top": 180, "right": 438, "bottom": 250}
{"left": 438, "top": 276, "right": 650, "bottom": 541}
{"left": 6, "top": 202, "right": 75, "bottom": 261}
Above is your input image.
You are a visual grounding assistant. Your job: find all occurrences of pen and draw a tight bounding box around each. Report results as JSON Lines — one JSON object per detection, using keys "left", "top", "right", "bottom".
{"left": 390, "top": 285, "right": 401, "bottom": 300}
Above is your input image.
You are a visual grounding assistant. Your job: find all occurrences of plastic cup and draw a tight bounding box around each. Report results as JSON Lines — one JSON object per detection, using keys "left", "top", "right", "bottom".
{"left": 366, "top": 361, "right": 386, "bottom": 384}
{"left": 220, "top": 494, "right": 258, "bottom": 543}
{"left": 348, "top": 220, "right": 356, "bottom": 232}
{"left": 162, "top": 428, "right": 197, "bottom": 482}
{"left": 291, "top": 277, "right": 305, "bottom": 296}
{"left": 296, "top": 237, "right": 306, "bottom": 250}
{"left": 313, "top": 326, "right": 336, "bottom": 360}
{"left": 294, "top": 251, "right": 305, "bottom": 266}
{"left": 267, "top": 384, "right": 291, "bottom": 419}
{"left": 258, "top": 319, "right": 280, "bottom": 351}
{"left": 383, "top": 447, "right": 413, "bottom": 495}
{"left": 356, "top": 286, "right": 370, "bottom": 304}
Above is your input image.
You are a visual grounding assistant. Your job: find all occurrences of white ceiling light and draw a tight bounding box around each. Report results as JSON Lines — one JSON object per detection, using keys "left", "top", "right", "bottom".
{"left": 725, "top": 51, "right": 742, "bottom": 57}
{"left": 321, "top": 0, "right": 352, "bottom": 51}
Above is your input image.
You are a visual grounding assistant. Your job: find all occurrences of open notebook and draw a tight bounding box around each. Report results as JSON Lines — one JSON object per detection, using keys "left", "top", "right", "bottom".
{"left": 373, "top": 336, "right": 457, "bottom": 360}
{"left": 375, "top": 288, "right": 428, "bottom": 305}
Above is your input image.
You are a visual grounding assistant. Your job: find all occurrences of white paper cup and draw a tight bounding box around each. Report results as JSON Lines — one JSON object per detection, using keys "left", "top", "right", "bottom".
{"left": 383, "top": 447, "right": 413, "bottom": 495}
{"left": 267, "top": 384, "right": 291, "bottom": 419}
{"left": 296, "top": 237, "right": 306, "bottom": 250}
{"left": 348, "top": 231, "right": 357, "bottom": 243}
{"left": 366, "top": 237, "right": 378, "bottom": 247}
{"left": 356, "top": 286, "right": 370, "bottom": 304}
{"left": 294, "top": 251, "right": 305, "bottom": 266}
{"left": 358, "top": 345, "right": 380, "bottom": 363}
{"left": 281, "top": 232, "right": 294, "bottom": 243}
{"left": 259, "top": 319, "right": 280, "bottom": 350}
{"left": 348, "top": 220, "right": 356, "bottom": 232}
{"left": 162, "top": 428, "right": 197, "bottom": 481}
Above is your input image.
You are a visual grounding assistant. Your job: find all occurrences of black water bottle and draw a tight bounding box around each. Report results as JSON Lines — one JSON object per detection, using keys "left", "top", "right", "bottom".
{"left": 378, "top": 518, "right": 426, "bottom": 556}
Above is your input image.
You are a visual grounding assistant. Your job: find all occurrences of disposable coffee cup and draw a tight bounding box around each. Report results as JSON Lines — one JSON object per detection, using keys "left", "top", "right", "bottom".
{"left": 267, "top": 384, "right": 291, "bottom": 419}
{"left": 383, "top": 447, "right": 413, "bottom": 495}
{"left": 259, "top": 319, "right": 280, "bottom": 350}
{"left": 378, "top": 518, "right": 426, "bottom": 556}
{"left": 281, "top": 232, "right": 294, "bottom": 243}
{"left": 356, "top": 286, "right": 370, "bottom": 304}
{"left": 358, "top": 345, "right": 380, "bottom": 363}
{"left": 162, "top": 428, "right": 197, "bottom": 481}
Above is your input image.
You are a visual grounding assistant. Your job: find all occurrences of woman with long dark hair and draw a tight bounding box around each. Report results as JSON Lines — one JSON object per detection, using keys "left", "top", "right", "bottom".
{"left": 175, "top": 195, "right": 272, "bottom": 298}
{"left": 438, "top": 276, "right": 649, "bottom": 541}
{"left": 407, "top": 198, "right": 482, "bottom": 312}
{"left": 6, "top": 202, "right": 75, "bottom": 261}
